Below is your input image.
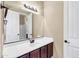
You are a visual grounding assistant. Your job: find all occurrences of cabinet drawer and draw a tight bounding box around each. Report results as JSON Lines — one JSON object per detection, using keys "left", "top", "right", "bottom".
{"left": 30, "top": 49, "right": 40, "bottom": 58}
{"left": 48, "top": 42, "right": 53, "bottom": 58}
{"left": 41, "top": 45, "right": 47, "bottom": 58}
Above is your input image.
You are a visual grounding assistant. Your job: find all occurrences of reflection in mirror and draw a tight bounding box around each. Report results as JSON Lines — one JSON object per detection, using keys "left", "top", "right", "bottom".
{"left": 4, "top": 9, "right": 32, "bottom": 44}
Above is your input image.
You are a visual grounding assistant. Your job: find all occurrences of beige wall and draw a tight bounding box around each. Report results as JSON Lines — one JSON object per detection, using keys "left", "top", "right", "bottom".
{"left": 44, "top": 1, "right": 64, "bottom": 57}
{"left": 32, "top": 1, "right": 44, "bottom": 37}
{"left": 20, "top": 15, "right": 26, "bottom": 25}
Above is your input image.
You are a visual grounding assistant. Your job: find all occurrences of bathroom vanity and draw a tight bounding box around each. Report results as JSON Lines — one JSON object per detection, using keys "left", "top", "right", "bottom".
{"left": 18, "top": 42, "right": 53, "bottom": 58}
{"left": 3, "top": 37, "right": 53, "bottom": 58}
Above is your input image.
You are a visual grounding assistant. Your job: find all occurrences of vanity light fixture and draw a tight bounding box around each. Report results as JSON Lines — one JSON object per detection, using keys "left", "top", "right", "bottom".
{"left": 24, "top": 4, "right": 38, "bottom": 13}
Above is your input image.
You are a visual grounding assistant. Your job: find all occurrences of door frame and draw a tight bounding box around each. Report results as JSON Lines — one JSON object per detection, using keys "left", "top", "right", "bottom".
{"left": 64, "top": 1, "right": 70, "bottom": 58}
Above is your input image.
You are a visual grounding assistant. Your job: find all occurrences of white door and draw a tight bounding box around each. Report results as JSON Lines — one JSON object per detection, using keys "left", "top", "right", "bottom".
{"left": 64, "top": 1, "right": 79, "bottom": 58}
{"left": 5, "top": 10, "right": 19, "bottom": 43}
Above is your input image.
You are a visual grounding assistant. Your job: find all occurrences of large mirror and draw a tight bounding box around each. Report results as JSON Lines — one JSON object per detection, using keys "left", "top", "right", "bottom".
{"left": 3, "top": 2, "right": 33, "bottom": 44}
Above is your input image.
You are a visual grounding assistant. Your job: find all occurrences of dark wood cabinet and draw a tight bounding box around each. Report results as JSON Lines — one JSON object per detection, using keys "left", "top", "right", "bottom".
{"left": 30, "top": 49, "right": 40, "bottom": 58}
{"left": 47, "top": 42, "right": 53, "bottom": 58}
{"left": 17, "top": 53, "right": 30, "bottom": 58}
{"left": 41, "top": 45, "right": 48, "bottom": 58}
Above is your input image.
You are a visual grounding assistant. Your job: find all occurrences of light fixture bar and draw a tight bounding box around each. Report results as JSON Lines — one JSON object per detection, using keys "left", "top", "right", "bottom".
{"left": 24, "top": 4, "right": 38, "bottom": 13}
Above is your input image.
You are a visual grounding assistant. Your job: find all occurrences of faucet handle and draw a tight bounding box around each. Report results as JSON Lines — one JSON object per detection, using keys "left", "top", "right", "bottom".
{"left": 30, "top": 39, "right": 34, "bottom": 43}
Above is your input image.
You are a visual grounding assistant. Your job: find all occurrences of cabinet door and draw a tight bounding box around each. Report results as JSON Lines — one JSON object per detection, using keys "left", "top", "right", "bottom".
{"left": 48, "top": 42, "right": 53, "bottom": 58}
{"left": 41, "top": 45, "right": 47, "bottom": 58}
{"left": 17, "top": 53, "right": 30, "bottom": 58}
{"left": 30, "top": 49, "right": 40, "bottom": 58}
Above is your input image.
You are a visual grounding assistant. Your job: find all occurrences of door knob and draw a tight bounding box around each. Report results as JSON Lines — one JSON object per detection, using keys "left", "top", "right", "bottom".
{"left": 64, "top": 40, "right": 70, "bottom": 44}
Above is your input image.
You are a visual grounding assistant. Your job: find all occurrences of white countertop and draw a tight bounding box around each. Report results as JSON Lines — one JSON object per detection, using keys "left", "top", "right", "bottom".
{"left": 3, "top": 37, "right": 53, "bottom": 58}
